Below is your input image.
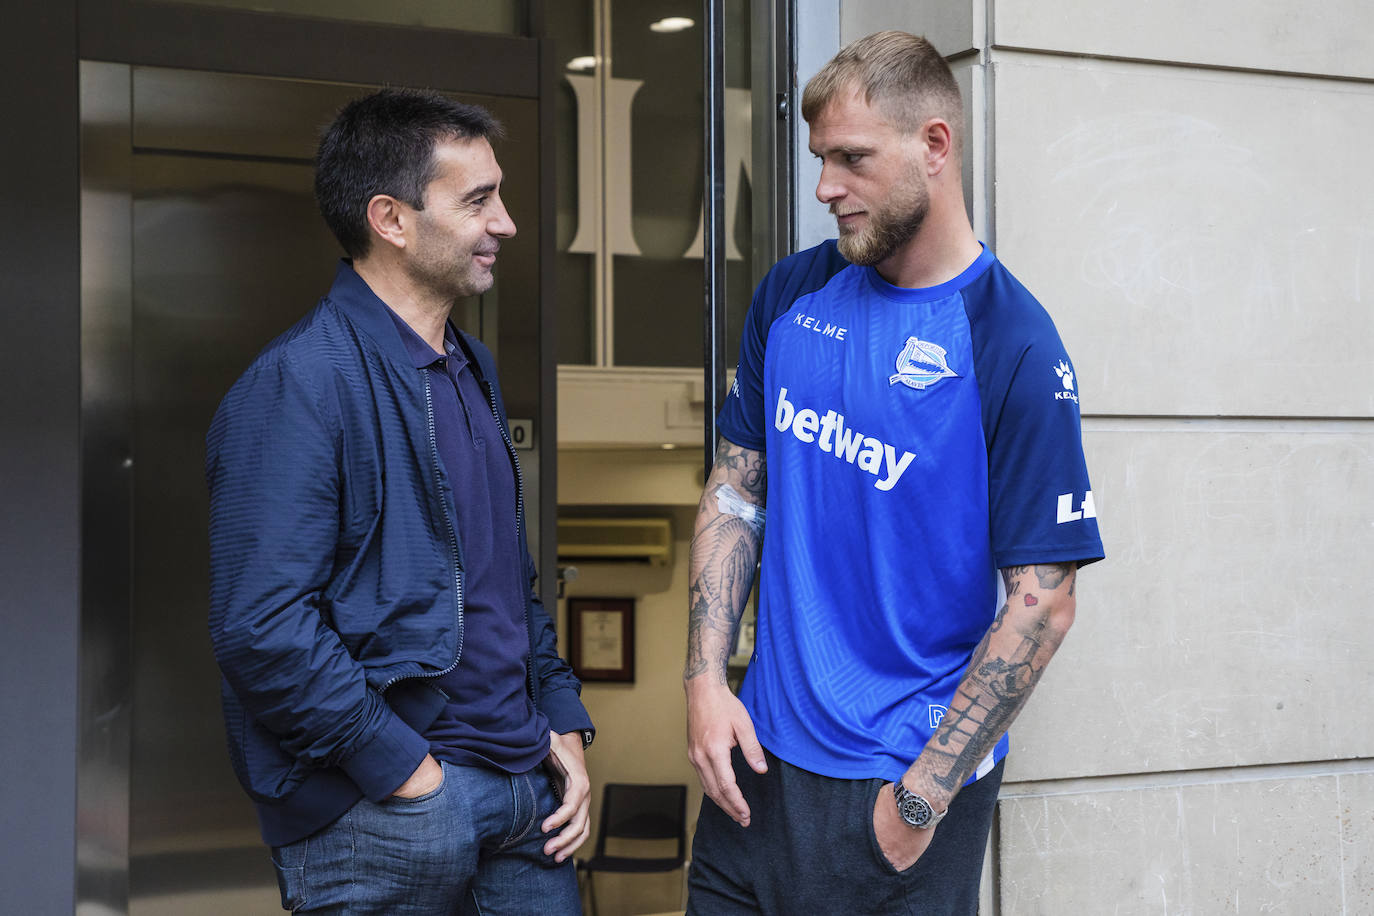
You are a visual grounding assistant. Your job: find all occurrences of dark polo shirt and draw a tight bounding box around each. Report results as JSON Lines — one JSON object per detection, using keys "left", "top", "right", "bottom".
{"left": 387, "top": 308, "right": 549, "bottom": 773}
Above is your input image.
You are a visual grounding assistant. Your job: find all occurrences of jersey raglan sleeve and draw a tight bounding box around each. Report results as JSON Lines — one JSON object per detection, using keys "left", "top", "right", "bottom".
{"left": 716, "top": 268, "right": 779, "bottom": 451}
{"left": 716, "top": 242, "right": 850, "bottom": 451}
{"left": 984, "top": 320, "right": 1105, "bottom": 569}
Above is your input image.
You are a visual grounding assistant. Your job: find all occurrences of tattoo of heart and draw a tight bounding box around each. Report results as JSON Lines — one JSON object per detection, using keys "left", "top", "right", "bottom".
{"left": 1024, "top": 595, "right": 1038, "bottom": 606}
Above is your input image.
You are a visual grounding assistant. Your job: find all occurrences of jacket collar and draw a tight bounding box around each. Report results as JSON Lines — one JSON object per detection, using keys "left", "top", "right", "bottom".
{"left": 327, "top": 259, "right": 488, "bottom": 385}
{"left": 326, "top": 259, "right": 418, "bottom": 368}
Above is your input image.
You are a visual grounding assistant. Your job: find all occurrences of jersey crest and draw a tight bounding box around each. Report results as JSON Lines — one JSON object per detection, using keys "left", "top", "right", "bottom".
{"left": 889, "top": 336, "right": 959, "bottom": 390}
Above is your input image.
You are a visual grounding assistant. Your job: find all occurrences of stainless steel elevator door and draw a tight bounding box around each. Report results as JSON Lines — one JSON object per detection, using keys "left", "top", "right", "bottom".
{"left": 108, "top": 65, "right": 539, "bottom": 913}
{"left": 129, "top": 153, "right": 337, "bottom": 914}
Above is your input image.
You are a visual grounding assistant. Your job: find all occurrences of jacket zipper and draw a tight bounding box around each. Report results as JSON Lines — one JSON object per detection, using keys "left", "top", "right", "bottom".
{"left": 380, "top": 370, "right": 464, "bottom": 693}
{"left": 482, "top": 380, "right": 539, "bottom": 706}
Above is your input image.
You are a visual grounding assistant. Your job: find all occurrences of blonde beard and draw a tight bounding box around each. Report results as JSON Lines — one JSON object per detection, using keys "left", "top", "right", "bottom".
{"left": 836, "top": 194, "right": 928, "bottom": 266}
{"left": 834, "top": 163, "right": 929, "bottom": 266}
{"left": 837, "top": 225, "right": 886, "bottom": 265}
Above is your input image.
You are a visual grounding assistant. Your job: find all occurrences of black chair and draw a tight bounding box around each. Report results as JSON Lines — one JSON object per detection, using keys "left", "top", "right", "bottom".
{"left": 577, "top": 783, "right": 688, "bottom": 915}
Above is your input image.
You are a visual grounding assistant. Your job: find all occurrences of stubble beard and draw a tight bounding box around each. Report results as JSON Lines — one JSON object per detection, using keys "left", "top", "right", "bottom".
{"left": 408, "top": 223, "right": 495, "bottom": 302}
{"left": 835, "top": 174, "right": 930, "bottom": 267}
{"left": 408, "top": 260, "right": 485, "bottom": 304}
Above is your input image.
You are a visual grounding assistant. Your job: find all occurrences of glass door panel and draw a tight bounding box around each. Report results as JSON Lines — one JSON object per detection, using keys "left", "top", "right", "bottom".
{"left": 549, "top": 0, "right": 767, "bottom": 369}
{"left": 608, "top": 0, "right": 710, "bottom": 368}
{"left": 549, "top": 2, "right": 596, "bottom": 365}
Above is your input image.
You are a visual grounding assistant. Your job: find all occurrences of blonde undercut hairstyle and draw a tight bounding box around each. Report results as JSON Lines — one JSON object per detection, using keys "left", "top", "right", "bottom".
{"left": 801, "top": 31, "right": 964, "bottom": 146}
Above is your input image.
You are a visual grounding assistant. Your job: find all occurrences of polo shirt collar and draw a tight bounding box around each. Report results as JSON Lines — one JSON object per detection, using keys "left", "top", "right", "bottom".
{"left": 385, "top": 306, "right": 465, "bottom": 371}
{"left": 329, "top": 259, "right": 467, "bottom": 371}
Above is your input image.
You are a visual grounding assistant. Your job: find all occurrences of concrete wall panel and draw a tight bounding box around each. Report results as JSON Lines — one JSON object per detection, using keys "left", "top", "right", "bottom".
{"left": 993, "top": 56, "right": 1374, "bottom": 417}
{"left": 997, "top": 770, "right": 1371, "bottom": 914}
{"left": 949, "top": 60, "right": 981, "bottom": 235}
{"left": 1349, "top": 771, "right": 1374, "bottom": 914}
{"left": 794, "top": 0, "right": 842, "bottom": 250}
{"left": 1006, "top": 422, "right": 1373, "bottom": 780}
{"left": 994, "top": 0, "right": 1374, "bottom": 80}
{"left": 841, "top": 0, "right": 977, "bottom": 58}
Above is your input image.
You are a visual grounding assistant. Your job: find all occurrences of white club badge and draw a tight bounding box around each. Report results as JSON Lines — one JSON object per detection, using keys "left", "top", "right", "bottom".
{"left": 889, "top": 337, "right": 958, "bottom": 391}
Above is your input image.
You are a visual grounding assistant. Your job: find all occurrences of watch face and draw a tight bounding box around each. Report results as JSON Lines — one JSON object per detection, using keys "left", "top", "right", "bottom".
{"left": 896, "top": 785, "right": 935, "bottom": 828}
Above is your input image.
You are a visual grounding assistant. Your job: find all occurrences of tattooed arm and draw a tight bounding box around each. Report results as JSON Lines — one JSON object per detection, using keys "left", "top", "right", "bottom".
{"left": 873, "top": 562, "right": 1078, "bottom": 869}
{"left": 684, "top": 437, "right": 769, "bottom": 826}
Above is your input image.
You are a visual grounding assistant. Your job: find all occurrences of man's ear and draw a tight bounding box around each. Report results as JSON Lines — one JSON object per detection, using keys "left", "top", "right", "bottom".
{"left": 921, "top": 118, "right": 954, "bottom": 177}
{"left": 365, "top": 194, "right": 409, "bottom": 251}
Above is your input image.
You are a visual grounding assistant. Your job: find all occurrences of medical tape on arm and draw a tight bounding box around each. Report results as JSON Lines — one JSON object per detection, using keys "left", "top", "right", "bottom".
{"left": 714, "top": 483, "right": 765, "bottom": 534}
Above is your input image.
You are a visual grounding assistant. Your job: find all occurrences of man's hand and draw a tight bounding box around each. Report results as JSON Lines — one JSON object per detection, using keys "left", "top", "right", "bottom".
{"left": 685, "top": 678, "right": 767, "bottom": 827}
{"left": 391, "top": 753, "right": 443, "bottom": 798}
{"left": 872, "top": 784, "right": 936, "bottom": 871}
{"left": 541, "top": 730, "right": 591, "bottom": 862}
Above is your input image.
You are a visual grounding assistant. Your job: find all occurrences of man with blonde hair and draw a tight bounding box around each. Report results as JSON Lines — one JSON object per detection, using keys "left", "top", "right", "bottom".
{"left": 684, "top": 32, "right": 1103, "bottom": 914}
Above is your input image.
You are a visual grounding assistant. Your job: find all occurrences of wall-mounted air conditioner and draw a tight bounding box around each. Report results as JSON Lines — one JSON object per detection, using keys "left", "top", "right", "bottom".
{"left": 556, "top": 517, "right": 673, "bottom": 566}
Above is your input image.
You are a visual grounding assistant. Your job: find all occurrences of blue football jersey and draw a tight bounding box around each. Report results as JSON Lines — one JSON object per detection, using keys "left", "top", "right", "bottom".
{"left": 717, "top": 241, "right": 1104, "bottom": 785}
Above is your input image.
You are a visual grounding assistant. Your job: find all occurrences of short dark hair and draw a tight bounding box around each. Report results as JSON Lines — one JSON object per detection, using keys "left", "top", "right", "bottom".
{"left": 801, "top": 31, "right": 963, "bottom": 146}
{"left": 314, "top": 88, "right": 504, "bottom": 258}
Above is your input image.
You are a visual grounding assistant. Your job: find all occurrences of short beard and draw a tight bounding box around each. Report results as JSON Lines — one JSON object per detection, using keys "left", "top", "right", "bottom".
{"left": 835, "top": 175, "right": 929, "bottom": 267}
{"left": 407, "top": 213, "right": 493, "bottom": 301}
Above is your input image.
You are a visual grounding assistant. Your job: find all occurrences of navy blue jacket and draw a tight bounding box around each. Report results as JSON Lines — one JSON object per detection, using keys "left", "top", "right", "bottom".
{"left": 206, "top": 263, "right": 591, "bottom": 846}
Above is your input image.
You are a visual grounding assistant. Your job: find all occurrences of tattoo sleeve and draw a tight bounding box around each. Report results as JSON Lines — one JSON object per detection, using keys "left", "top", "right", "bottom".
{"left": 906, "top": 562, "right": 1078, "bottom": 798}
{"left": 685, "top": 439, "right": 767, "bottom": 684}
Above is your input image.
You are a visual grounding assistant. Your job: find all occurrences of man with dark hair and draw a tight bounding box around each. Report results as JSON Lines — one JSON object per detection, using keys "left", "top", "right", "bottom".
{"left": 207, "top": 87, "right": 593, "bottom": 914}
{"left": 684, "top": 32, "right": 1104, "bottom": 914}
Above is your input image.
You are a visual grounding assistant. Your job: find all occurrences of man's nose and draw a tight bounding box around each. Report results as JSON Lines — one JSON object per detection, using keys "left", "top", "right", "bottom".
{"left": 490, "top": 196, "right": 517, "bottom": 238}
{"left": 815, "top": 162, "right": 845, "bottom": 205}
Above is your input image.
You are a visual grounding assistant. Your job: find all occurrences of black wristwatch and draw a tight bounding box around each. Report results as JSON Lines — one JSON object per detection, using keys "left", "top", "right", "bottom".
{"left": 892, "top": 781, "right": 947, "bottom": 830}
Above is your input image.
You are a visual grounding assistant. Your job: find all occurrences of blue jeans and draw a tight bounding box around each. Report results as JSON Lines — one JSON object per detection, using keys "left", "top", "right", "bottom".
{"left": 271, "top": 760, "right": 581, "bottom": 914}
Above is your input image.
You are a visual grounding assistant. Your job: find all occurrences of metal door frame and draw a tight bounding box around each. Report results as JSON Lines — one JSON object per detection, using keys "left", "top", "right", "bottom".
{"left": 702, "top": 0, "right": 795, "bottom": 469}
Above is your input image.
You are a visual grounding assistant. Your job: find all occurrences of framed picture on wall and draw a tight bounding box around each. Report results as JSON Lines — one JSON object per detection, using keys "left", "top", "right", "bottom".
{"left": 568, "top": 597, "right": 635, "bottom": 683}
